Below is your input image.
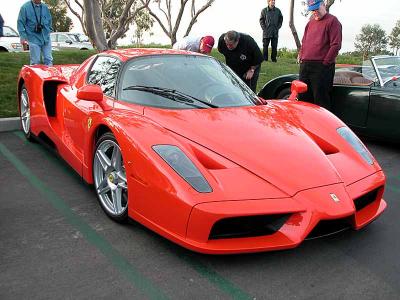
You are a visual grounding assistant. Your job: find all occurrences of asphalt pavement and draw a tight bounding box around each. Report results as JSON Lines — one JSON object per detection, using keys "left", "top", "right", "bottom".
{"left": 0, "top": 129, "right": 399, "bottom": 299}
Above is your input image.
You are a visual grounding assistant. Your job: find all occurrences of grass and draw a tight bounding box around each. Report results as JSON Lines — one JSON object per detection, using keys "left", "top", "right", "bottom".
{"left": 1, "top": 48, "right": 362, "bottom": 118}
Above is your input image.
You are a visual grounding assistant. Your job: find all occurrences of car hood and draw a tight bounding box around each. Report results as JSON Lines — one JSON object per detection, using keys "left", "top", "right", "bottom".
{"left": 144, "top": 105, "right": 342, "bottom": 196}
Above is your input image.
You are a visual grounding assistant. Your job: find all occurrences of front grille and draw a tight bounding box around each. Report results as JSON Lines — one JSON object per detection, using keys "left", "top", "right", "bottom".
{"left": 209, "top": 214, "right": 291, "bottom": 240}
{"left": 354, "top": 188, "right": 380, "bottom": 211}
{"left": 306, "top": 217, "right": 352, "bottom": 240}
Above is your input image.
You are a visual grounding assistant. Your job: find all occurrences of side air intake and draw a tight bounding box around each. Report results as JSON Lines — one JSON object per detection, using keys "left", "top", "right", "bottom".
{"left": 209, "top": 214, "right": 291, "bottom": 240}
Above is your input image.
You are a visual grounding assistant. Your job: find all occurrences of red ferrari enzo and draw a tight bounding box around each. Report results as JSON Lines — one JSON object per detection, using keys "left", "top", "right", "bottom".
{"left": 18, "top": 49, "right": 386, "bottom": 254}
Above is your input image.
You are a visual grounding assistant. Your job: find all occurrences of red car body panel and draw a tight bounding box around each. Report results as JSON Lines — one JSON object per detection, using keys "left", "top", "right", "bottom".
{"left": 17, "top": 49, "right": 387, "bottom": 254}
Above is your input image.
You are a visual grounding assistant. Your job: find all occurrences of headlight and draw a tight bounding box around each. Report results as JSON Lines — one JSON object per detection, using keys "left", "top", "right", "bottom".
{"left": 153, "top": 145, "right": 212, "bottom": 193}
{"left": 337, "top": 127, "right": 373, "bottom": 165}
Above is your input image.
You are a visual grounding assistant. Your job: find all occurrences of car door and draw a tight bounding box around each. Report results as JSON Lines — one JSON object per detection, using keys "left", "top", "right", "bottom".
{"left": 57, "top": 33, "right": 74, "bottom": 50}
{"left": 63, "top": 56, "right": 122, "bottom": 161}
{"left": 331, "top": 84, "right": 371, "bottom": 128}
{"left": 367, "top": 84, "right": 400, "bottom": 140}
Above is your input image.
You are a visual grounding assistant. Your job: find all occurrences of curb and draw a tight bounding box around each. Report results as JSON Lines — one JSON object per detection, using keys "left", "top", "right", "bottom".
{"left": 0, "top": 117, "right": 20, "bottom": 133}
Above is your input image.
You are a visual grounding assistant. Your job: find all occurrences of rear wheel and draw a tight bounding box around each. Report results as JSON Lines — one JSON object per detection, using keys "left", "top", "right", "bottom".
{"left": 93, "top": 133, "right": 128, "bottom": 222}
{"left": 19, "top": 85, "right": 34, "bottom": 141}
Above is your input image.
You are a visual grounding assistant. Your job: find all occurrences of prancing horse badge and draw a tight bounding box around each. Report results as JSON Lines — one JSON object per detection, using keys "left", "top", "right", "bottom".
{"left": 330, "top": 193, "right": 340, "bottom": 203}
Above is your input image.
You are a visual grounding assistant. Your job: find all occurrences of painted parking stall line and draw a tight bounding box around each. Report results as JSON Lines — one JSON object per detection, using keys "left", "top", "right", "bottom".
{"left": 0, "top": 142, "right": 168, "bottom": 300}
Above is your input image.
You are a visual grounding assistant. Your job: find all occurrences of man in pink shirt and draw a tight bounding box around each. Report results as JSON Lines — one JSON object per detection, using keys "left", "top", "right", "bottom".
{"left": 298, "top": 0, "right": 342, "bottom": 110}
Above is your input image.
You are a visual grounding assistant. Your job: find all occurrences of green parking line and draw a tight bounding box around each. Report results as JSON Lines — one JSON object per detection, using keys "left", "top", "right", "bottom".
{"left": 0, "top": 142, "right": 168, "bottom": 300}
{"left": 12, "top": 130, "right": 254, "bottom": 299}
{"left": 180, "top": 254, "right": 253, "bottom": 300}
{"left": 386, "top": 185, "right": 400, "bottom": 194}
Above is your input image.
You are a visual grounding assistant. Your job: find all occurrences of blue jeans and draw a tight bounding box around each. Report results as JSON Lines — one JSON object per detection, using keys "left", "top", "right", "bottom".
{"left": 29, "top": 42, "right": 53, "bottom": 66}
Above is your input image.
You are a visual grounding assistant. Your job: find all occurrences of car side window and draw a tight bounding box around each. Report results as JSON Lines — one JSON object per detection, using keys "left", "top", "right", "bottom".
{"left": 3, "top": 26, "right": 19, "bottom": 37}
{"left": 102, "top": 60, "right": 122, "bottom": 97}
{"left": 50, "top": 34, "right": 57, "bottom": 42}
{"left": 58, "top": 34, "right": 70, "bottom": 43}
{"left": 87, "top": 56, "right": 121, "bottom": 97}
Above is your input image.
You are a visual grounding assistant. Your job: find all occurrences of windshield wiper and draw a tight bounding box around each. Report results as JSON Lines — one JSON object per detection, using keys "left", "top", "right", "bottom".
{"left": 123, "top": 85, "right": 218, "bottom": 108}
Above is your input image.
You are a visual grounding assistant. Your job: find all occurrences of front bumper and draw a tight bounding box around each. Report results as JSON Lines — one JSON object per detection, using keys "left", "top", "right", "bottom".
{"left": 182, "top": 171, "right": 386, "bottom": 254}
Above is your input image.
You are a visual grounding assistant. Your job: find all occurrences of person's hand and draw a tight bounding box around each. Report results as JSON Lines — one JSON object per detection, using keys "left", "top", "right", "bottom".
{"left": 297, "top": 54, "right": 301, "bottom": 64}
{"left": 245, "top": 68, "right": 255, "bottom": 80}
{"left": 20, "top": 38, "right": 27, "bottom": 44}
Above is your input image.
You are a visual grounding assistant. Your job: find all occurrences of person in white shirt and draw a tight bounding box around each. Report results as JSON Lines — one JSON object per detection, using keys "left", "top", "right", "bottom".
{"left": 173, "top": 35, "right": 215, "bottom": 54}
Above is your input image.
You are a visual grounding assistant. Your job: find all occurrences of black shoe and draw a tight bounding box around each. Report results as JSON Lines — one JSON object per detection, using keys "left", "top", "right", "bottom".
{"left": 272, "top": 59, "right": 277, "bottom": 63}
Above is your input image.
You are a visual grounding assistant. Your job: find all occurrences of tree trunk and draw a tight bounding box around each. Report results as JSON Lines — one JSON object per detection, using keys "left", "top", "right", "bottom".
{"left": 289, "top": 0, "right": 301, "bottom": 51}
{"left": 325, "top": 0, "right": 337, "bottom": 12}
{"left": 83, "top": 0, "right": 108, "bottom": 51}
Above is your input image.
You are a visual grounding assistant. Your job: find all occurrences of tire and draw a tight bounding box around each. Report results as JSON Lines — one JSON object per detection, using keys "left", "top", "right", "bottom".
{"left": 93, "top": 132, "right": 128, "bottom": 222}
{"left": 276, "top": 87, "right": 291, "bottom": 100}
{"left": 19, "top": 84, "right": 34, "bottom": 141}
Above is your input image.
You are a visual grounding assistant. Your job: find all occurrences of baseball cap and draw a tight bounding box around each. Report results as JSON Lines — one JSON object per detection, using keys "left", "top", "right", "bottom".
{"left": 307, "top": 0, "right": 322, "bottom": 11}
{"left": 200, "top": 36, "right": 215, "bottom": 54}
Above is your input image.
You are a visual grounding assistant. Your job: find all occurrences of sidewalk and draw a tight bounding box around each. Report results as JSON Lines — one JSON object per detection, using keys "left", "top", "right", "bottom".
{"left": 0, "top": 117, "right": 20, "bottom": 132}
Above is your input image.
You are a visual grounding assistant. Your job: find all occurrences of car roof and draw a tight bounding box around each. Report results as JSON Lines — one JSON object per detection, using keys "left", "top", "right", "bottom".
{"left": 103, "top": 48, "right": 204, "bottom": 61}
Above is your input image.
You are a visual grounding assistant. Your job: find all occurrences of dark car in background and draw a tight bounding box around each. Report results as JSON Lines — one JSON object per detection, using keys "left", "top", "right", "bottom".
{"left": 259, "top": 56, "right": 400, "bottom": 142}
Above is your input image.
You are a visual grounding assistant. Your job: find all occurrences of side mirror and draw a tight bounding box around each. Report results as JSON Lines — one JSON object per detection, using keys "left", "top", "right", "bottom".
{"left": 288, "top": 80, "right": 307, "bottom": 101}
{"left": 77, "top": 84, "right": 103, "bottom": 102}
{"left": 66, "top": 40, "right": 73, "bottom": 44}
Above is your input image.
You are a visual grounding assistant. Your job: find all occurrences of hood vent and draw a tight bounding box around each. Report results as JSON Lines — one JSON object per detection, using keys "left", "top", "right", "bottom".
{"left": 303, "top": 129, "right": 339, "bottom": 155}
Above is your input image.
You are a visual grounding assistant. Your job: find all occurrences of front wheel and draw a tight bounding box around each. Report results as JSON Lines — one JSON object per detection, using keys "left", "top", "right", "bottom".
{"left": 276, "top": 87, "right": 291, "bottom": 100}
{"left": 93, "top": 133, "right": 128, "bottom": 222}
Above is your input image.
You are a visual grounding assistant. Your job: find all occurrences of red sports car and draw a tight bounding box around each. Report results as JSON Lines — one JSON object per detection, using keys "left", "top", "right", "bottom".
{"left": 18, "top": 49, "right": 386, "bottom": 254}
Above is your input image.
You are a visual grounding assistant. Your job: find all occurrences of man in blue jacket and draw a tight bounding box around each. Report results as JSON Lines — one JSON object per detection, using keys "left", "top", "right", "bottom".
{"left": 17, "top": 0, "right": 53, "bottom": 66}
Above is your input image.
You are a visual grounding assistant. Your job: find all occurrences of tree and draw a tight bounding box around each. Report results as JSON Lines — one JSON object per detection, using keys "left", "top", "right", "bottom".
{"left": 289, "top": 0, "right": 301, "bottom": 51}
{"left": 132, "top": 9, "right": 154, "bottom": 46}
{"left": 388, "top": 20, "right": 400, "bottom": 55}
{"left": 354, "top": 24, "right": 388, "bottom": 59}
{"left": 63, "top": 0, "right": 87, "bottom": 35}
{"left": 63, "top": 0, "right": 151, "bottom": 50}
{"left": 142, "top": 0, "right": 216, "bottom": 46}
{"left": 46, "top": 0, "right": 73, "bottom": 32}
{"left": 99, "top": 0, "right": 153, "bottom": 43}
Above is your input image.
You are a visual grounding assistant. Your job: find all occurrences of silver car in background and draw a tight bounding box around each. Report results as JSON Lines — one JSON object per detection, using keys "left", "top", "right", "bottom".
{"left": 50, "top": 32, "right": 93, "bottom": 51}
{"left": 0, "top": 26, "right": 23, "bottom": 52}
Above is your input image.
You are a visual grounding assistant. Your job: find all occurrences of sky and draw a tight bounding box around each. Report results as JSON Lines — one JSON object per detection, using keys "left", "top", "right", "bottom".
{"left": 2, "top": 0, "right": 399, "bottom": 52}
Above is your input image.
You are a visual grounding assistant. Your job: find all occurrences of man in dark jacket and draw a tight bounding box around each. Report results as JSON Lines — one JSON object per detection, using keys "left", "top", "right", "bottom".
{"left": 259, "top": 0, "right": 283, "bottom": 62}
{"left": 218, "top": 31, "right": 263, "bottom": 92}
{"left": 298, "top": 0, "right": 342, "bottom": 110}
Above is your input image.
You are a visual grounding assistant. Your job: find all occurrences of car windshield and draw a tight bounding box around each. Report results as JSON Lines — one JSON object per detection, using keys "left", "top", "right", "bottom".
{"left": 67, "top": 34, "right": 80, "bottom": 42}
{"left": 119, "top": 55, "right": 259, "bottom": 109}
{"left": 363, "top": 56, "right": 400, "bottom": 84}
{"left": 373, "top": 56, "right": 400, "bottom": 83}
{"left": 76, "top": 34, "right": 89, "bottom": 42}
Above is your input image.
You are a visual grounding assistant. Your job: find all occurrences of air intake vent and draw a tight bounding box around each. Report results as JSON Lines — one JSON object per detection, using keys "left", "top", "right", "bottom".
{"left": 306, "top": 217, "right": 351, "bottom": 240}
{"left": 209, "top": 214, "right": 290, "bottom": 240}
{"left": 354, "top": 188, "right": 380, "bottom": 211}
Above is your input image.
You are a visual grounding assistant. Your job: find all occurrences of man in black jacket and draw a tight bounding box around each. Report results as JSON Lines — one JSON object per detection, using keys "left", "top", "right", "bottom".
{"left": 218, "top": 31, "right": 263, "bottom": 92}
{"left": 259, "top": 0, "right": 283, "bottom": 62}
